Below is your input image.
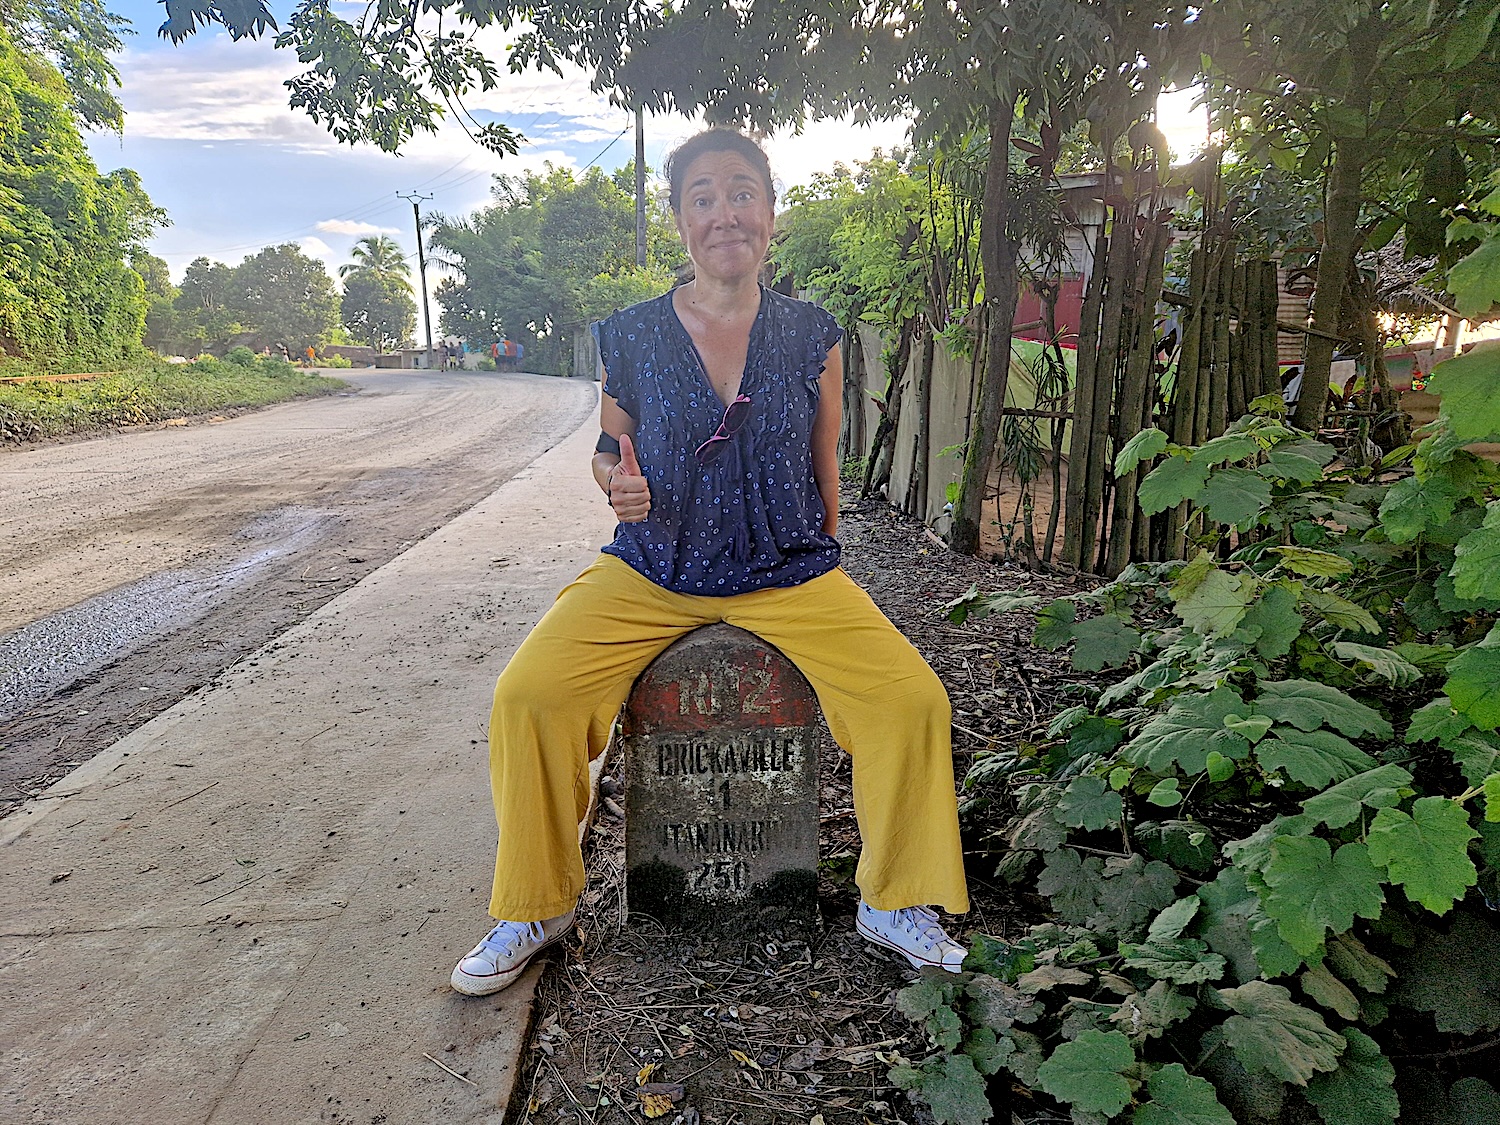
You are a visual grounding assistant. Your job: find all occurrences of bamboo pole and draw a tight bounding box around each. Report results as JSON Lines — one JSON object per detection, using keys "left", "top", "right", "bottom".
{"left": 1193, "top": 241, "right": 1223, "bottom": 445}
{"left": 1261, "top": 261, "right": 1281, "bottom": 400}
{"left": 1062, "top": 233, "right": 1109, "bottom": 570}
{"left": 1227, "top": 261, "right": 1248, "bottom": 422}
{"left": 1087, "top": 215, "right": 1135, "bottom": 572}
{"left": 1107, "top": 220, "right": 1169, "bottom": 574}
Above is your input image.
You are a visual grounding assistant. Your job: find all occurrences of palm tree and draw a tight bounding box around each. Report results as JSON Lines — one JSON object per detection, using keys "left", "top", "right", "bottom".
{"left": 339, "top": 235, "right": 412, "bottom": 286}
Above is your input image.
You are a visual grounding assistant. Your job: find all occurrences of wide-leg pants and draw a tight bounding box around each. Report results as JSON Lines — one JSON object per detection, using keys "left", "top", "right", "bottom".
{"left": 486, "top": 553, "right": 970, "bottom": 921}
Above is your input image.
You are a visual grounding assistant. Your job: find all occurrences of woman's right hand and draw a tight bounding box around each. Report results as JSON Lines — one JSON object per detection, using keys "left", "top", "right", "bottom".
{"left": 607, "top": 434, "right": 652, "bottom": 522}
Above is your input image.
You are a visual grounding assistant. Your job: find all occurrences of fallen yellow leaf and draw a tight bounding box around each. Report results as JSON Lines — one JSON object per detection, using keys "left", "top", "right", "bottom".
{"left": 639, "top": 1092, "right": 674, "bottom": 1118}
{"left": 637, "top": 1062, "right": 658, "bottom": 1085}
{"left": 728, "top": 1049, "right": 762, "bottom": 1072}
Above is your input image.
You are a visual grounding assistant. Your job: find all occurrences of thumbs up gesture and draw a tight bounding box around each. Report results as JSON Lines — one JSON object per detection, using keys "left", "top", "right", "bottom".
{"left": 607, "top": 433, "right": 652, "bottom": 523}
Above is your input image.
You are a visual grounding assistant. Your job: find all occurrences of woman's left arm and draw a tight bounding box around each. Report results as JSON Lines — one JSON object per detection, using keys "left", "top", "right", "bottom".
{"left": 811, "top": 343, "right": 843, "bottom": 537}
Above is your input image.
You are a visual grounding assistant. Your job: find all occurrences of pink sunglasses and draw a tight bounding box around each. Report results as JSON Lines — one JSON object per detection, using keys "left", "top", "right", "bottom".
{"left": 694, "top": 394, "right": 752, "bottom": 464}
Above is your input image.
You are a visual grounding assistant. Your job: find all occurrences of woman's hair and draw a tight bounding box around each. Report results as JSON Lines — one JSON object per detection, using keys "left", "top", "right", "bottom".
{"left": 664, "top": 129, "right": 775, "bottom": 213}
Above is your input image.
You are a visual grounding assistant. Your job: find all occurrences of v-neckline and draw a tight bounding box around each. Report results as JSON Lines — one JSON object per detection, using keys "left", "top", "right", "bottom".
{"left": 667, "top": 286, "right": 767, "bottom": 408}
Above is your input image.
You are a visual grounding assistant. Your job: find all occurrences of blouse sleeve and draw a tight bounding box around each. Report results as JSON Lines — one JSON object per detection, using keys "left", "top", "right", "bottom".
{"left": 592, "top": 315, "right": 639, "bottom": 418}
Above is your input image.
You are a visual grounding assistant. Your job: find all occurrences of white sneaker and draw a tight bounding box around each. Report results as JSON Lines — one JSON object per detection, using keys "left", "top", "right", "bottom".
{"left": 450, "top": 909, "right": 576, "bottom": 996}
{"left": 856, "top": 902, "right": 967, "bottom": 972}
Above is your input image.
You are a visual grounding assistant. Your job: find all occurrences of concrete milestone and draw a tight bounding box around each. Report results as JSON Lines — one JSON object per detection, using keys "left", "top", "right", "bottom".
{"left": 622, "top": 624, "right": 821, "bottom": 926}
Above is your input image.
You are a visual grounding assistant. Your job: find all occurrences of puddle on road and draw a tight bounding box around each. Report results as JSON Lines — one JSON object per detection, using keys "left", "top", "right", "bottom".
{"left": 0, "top": 506, "right": 335, "bottom": 720}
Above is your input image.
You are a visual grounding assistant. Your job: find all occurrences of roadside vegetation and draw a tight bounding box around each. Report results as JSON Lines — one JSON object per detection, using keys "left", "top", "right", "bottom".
{"left": 0, "top": 352, "right": 346, "bottom": 445}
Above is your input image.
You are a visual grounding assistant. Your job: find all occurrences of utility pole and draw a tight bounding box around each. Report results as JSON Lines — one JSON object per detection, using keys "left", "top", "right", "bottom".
{"left": 634, "top": 105, "right": 647, "bottom": 268}
{"left": 398, "top": 191, "right": 435, "bottom": 369}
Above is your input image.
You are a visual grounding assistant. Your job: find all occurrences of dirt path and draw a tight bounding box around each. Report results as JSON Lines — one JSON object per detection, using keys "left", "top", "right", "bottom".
{"left": 0, "top": 370, "right": 597, "bottom": 816}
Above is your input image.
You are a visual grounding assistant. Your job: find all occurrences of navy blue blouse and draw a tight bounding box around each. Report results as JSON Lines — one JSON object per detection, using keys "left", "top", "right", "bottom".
{"left": 593, "top": 287, "right": 843, "bottom": 596}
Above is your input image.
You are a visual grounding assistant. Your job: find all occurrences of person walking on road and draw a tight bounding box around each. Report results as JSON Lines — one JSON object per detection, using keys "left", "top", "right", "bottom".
{"left": 451, "top": 129, "right": 970, "bottom": 997}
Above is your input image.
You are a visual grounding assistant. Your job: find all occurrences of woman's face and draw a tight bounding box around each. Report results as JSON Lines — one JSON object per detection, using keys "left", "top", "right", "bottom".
{"left": 673, "top": 149, "right": 774, "bottom": 286}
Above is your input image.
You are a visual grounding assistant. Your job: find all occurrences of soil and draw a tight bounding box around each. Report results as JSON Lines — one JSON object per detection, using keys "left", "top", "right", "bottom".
{"left": 515, "top": 489, "right": 1090, "bottom": 1125}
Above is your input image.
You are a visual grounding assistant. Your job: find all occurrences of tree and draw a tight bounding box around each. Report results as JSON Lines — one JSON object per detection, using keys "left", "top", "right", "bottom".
{"left": 131, "top": 250, "right": 180, "bottom": 354}
{"left": 226, "top": 243, "right": 339, "bottom": 352}
{"left": 429, "top": 163, "right": 680, "bottom": 375}
{"left": 338, "top": 234, "right": 409, "bottom": 280}
{"left": 0, "top": 23, "right": 164, "bottom": 366}
{"left": 2, "top": 0, "right": 130, "bottom": 131}
{"left": 341, "top": 270, "right": 415, "bottom": 351}
{"left": 1206, "top": 0, "right": 1500, "bottom": 430}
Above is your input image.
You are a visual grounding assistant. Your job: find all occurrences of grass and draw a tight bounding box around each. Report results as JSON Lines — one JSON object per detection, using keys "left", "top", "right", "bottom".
{"left": 0, "top": 355, "right": 349, "bottom": 444}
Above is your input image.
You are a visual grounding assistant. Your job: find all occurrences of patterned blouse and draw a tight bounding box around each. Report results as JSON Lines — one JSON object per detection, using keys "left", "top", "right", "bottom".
{"left": 592, "top": 286, "right": 843, "bottom": 596}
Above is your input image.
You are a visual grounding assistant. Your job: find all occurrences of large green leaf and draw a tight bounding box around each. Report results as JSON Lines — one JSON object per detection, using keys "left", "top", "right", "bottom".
{"left": 1304, "top": 1028, "right": 1398, "bottom": 1125}
{"left": 1445, "top": 622, "right": 1500, "bottom": 730}
{"left": 1217, "top": 981, "right": 1345, "bottom": 1085}
{"left": 1260, "top": 439, "right": 1337, "bottom": 484}
{"left": 1269, "top": 546, "right": 1354, "bottom": 578}
{"left": 1379, "top": 473, "right": 1464, "bottom": 543}
{"left": 1035, "top": 1029, "right": 1136, "bottom": 1116}
{"left": 1446, "top": 238, "right": 1500, "bottom": 317}
{"left": 1388, "top": 912, "right": 1500, "bottom": 1034}
{"left": 1194, "top": 432, "right": 1261, "bottom": 466}
{"left": 1261, "top": 837, "right": 1385, "bottom": 955}
{"left": 1366, "top": 797, "right": 1478, "bottom": 914}
{"left": 1448, "top": 730, "right": 1500, "bottom": 785}
{"left": 1235, "top": 583, "right": 1305, "bottom": 660}
{"left": 1427, "top": 341, "right": 1500, "bottom": 440}
{"left": 1111, "top": 980, "right": 1195, "bottom": 1041}
{"left": 1329, "top": 642, "right": 1422, "bottom": 687}
{"left": 1452, "top": 1078, "right": 1500, "bottom": 1125}
{"left": 1120, "top": 938, "right": 1227, "bottom": 984}
{"left": 1299, "top": 589, "right": 1382, "bottom": 635}
{"left": 1301, "top": 764, "right": 1414, "bottom": 830}
{"left": 1299, "top": 962, "right": 1361, "bottom": 1021}
{"left": 1124, "top": 688, "right": 1252, "bottom": 775}
{"left": 1405, "top": 696, "right": 1470, "bottom": 743}
{"left": 1132, "top": 1063, "right": 1235, "bottom": 1125}
{"left": 1323, "top": 932, "right": 1394, "bottom": 995}
{"left": 893, "top": 1051, "right": 992, "bottom": 1125}
{"left": 1175, "top": 569, "right": 1255, "bottom": 639}
{"left": 1255, "top": 680, "right": 1393, "bottom": 739}
{"left": 1033, "top": 598, "right": 1078, "bottom": 650}
{"left": 1071, "top": 614, "right": 1141, "bottom": 671}
{"left": 1088, "top": 854, "right": 1182, "bottom": 935}
{"left": 1199, "top": 467, "right": 1275, "bottom": 528}
{"left": 1057, "top": 775, "right": 1123, "bottom": 830}
{"left": 1255, "top": 727, "right": 1377, "bottom": 789}
{"left": 1450, "top": 501, "right": 1500, "bottom": 601}
{"left": 1115, "top": 427, "right": 1170, "bottom": 476}
{"left": 1037, "top": 847, "right": 1106, "bottom": 925}
{"left": 1139, "top": 455, "right": 1211, "bottom": 515}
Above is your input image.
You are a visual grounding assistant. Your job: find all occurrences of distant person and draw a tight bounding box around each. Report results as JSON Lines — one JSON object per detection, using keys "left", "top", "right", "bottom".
{"left": 449, "top": 128, "right": 969, "bottom": 999}
{"left": 436, "top": 343, "right": 448, "bottom": 370}
{"left": 305, "top": 344, "right": 316, "bottom": 367}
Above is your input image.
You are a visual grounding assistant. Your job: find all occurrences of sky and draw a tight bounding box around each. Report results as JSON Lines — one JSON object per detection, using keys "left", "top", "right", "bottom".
{"left": 85, "top": 1, "right": 1208, "bottom": 341}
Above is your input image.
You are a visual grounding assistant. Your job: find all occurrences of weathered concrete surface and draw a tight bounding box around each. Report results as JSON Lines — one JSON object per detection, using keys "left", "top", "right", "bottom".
{"left": 623, "top": 625, "right": 820, "bottom": 926}
{"left": 0, "top": 393, "right": 613, "bottom": 1124}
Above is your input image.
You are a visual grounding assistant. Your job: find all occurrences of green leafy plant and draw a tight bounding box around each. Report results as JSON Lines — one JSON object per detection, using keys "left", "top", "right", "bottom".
{"left": 901, "top": 353, "right": 1500, "bottom": 1124}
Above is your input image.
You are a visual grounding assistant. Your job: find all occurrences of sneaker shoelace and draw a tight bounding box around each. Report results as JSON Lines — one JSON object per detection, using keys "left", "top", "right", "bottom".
{"left": 892, "top": 905, "right": 950, "bottom": 951}
{"left": 477, "top": 919, "right": 545, "bottom": 959}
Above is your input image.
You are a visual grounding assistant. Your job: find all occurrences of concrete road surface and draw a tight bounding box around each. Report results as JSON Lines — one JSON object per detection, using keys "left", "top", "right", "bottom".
{"left": 1, "top": 395, "right": 615, "bottom": 1123}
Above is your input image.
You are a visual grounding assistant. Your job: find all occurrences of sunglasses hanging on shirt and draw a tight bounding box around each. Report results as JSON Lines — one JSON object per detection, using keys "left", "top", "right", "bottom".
{"left": 694, "top": 394, "right": 752, "bottom": 464}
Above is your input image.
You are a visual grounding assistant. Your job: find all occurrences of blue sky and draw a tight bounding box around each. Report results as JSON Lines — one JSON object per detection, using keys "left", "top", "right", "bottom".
{"left": 83, "top": 0, "right": 912, "bottom": 337}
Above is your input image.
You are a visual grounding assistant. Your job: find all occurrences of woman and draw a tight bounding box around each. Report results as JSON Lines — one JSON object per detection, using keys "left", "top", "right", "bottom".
{"left": 451, "top": 130, "right": 970, "bottom": 997}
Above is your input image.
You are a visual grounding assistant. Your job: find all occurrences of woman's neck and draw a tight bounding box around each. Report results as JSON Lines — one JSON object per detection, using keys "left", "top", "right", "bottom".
{"left": 678, "top": 275, "right": 760, "bottom": 322}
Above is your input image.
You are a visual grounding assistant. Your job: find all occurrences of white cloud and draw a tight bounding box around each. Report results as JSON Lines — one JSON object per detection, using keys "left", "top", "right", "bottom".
{"left": 299, "top": 235, "right": 337, "bottom": 268}
{"left": 316, "top": 219, "right": 403, "bottom": 237}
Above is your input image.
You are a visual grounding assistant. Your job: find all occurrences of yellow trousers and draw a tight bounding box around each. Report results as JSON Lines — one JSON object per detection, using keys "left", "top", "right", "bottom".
{"left": 487, "top": 554, "right": 970, "bottom": 921}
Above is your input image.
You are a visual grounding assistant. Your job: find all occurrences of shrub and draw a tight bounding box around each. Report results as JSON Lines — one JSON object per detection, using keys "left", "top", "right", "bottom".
{"left": 224, "top": 345, "right": 258, "bottom": 367}
{"left": 905, "top": 350, "right": 1500, "bottom": 1124}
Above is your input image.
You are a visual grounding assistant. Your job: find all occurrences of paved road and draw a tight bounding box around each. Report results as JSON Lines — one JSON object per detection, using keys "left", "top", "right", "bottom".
{"left": 0, "top": 369, "right": 598, "bottom": 813}
{"left": 1, "top": 389, "right": 617, "bottom": 1123}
